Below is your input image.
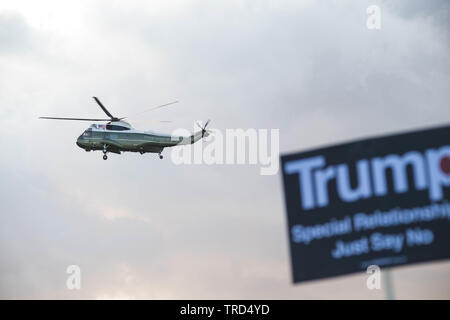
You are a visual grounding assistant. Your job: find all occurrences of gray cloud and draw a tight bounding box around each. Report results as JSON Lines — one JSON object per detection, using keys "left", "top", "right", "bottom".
{"left": 0, "top": 13, "right": 32, "bottom": 53}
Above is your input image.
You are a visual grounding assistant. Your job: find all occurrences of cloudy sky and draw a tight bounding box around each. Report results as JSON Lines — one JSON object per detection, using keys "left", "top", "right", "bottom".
{"left": 0, "top": 0, "right": 449, "bottom": 299}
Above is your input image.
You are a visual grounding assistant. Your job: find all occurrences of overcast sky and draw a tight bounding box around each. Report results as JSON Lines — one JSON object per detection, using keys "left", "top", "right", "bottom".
{"left": 0, "top": 0, "right": 449, "bottom": 299}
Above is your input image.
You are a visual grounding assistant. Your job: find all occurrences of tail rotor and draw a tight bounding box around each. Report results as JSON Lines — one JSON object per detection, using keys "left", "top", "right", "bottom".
{"left": 196, "top": 120, "right": 212, "bottom": 138}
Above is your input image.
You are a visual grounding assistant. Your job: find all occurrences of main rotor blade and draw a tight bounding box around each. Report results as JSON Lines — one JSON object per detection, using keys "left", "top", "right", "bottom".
{"left": 148, "top": 100, "right": 179, "bottom": 111}
{"left": 123, "top": 101, "right": 179, "bottom": 119}
{"left": 39, "top": 117, "right": 111, "bottom": 121}
{"left": 92, "top": 96, "right": 115, "bottom": 119}
{"left": 131, "top": 119, "right": 174, "bottom": 124}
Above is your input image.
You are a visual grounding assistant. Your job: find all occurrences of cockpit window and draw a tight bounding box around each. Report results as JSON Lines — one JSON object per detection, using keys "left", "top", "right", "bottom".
{"left": 83, "top": 128, "right": 92, "bottom": 137}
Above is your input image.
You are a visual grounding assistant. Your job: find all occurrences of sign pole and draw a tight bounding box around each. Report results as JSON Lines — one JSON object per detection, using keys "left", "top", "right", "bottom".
{"left": 383, "top": 268, "right": 395, "bottom": 300}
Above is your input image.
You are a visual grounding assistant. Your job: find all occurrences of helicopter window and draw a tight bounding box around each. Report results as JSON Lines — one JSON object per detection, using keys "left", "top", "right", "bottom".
{"left": 106, "top": 124, "right": 130, "bottom": 131}
{"left": 83, "top": 128, "right": 92, "bottom": 137}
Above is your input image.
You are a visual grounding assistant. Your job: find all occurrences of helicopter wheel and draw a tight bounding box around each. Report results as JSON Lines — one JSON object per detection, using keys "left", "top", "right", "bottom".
{"left": 103, "top": 154, "right": 108, "bottom": 160}
{"left": 159, "top": 154, "right": 163, "bottom": 159}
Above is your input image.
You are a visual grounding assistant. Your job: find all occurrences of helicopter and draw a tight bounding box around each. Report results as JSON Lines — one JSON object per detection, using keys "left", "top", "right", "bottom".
{"left": 39, "top": 97, "right": 211, "bottom": 160}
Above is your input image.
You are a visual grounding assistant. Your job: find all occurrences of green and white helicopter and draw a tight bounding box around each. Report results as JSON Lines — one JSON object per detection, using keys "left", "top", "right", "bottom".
{"left": 40, "top": 97, "right": 211, "bottom": 160}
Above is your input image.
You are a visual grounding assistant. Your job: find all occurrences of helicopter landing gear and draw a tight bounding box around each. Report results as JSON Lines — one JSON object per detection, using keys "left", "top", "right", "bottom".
{"left": 102, "top": 144, "right": 108, "bottom": 160}
{"left": 159, "top": 153, "right": 163, "bottom": 159}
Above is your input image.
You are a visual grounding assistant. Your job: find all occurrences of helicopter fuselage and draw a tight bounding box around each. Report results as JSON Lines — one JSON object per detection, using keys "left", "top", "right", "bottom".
{"left": 76, "top": 121, "right": 205, "bottom": 158}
